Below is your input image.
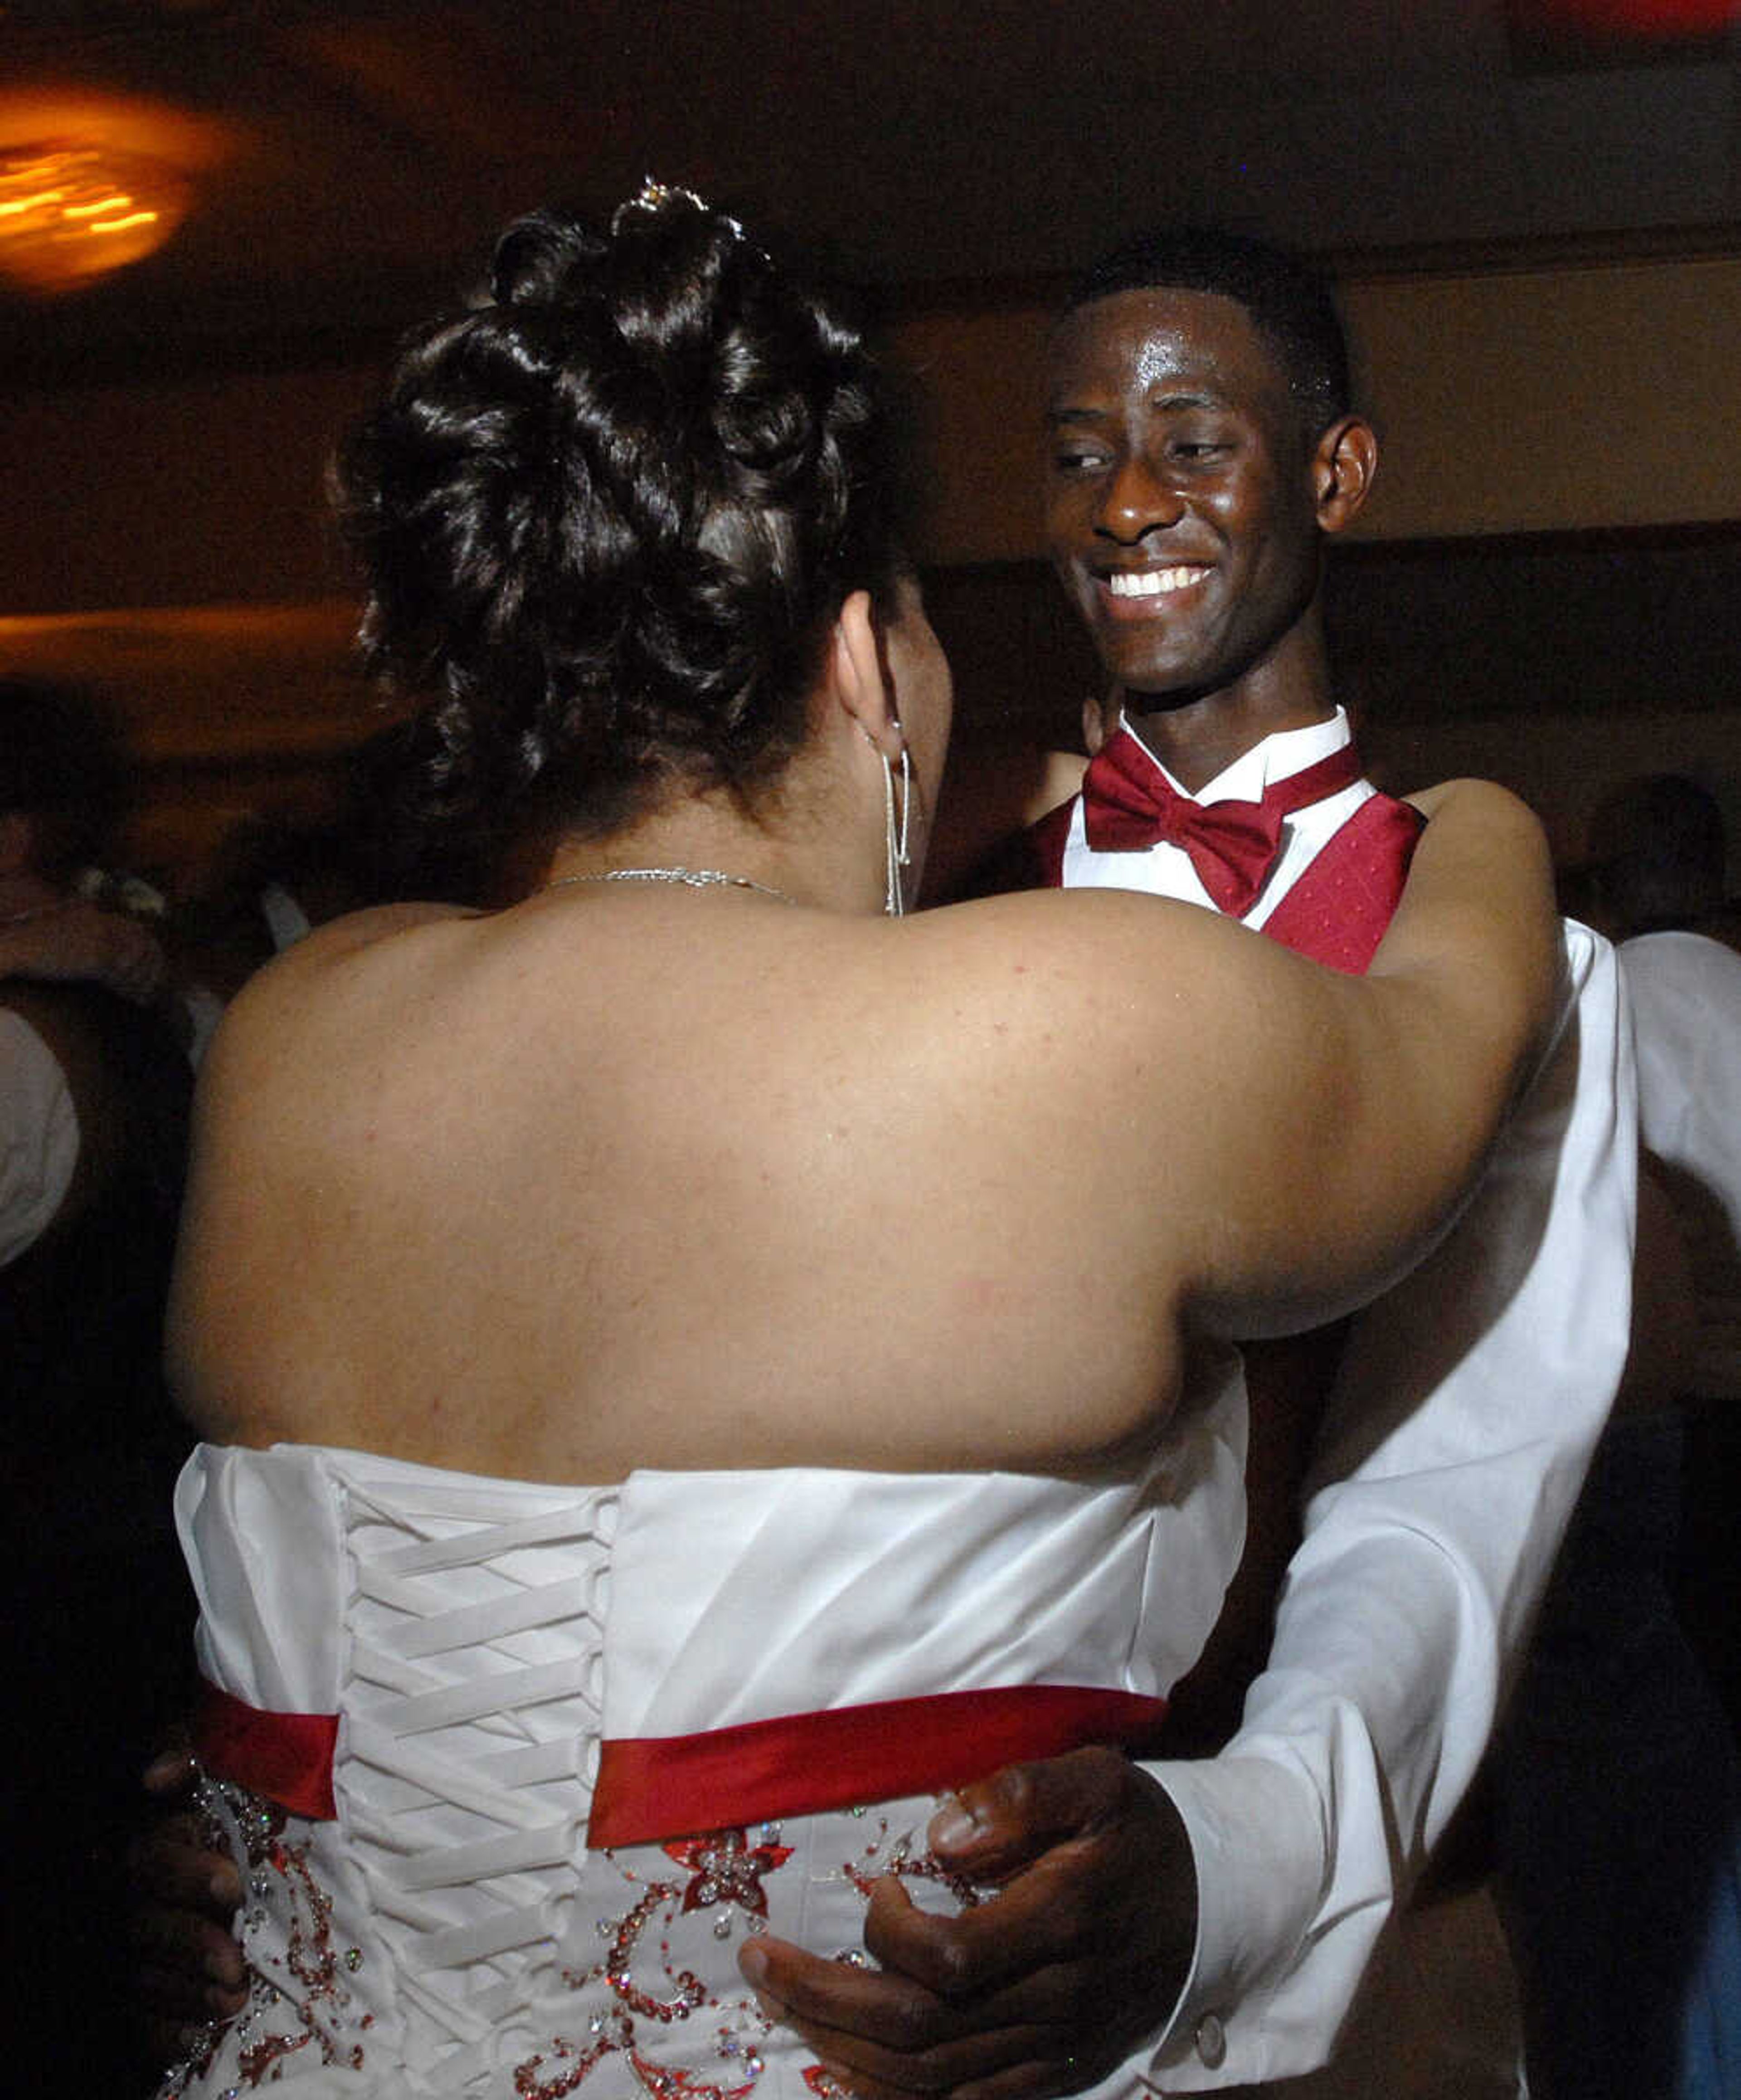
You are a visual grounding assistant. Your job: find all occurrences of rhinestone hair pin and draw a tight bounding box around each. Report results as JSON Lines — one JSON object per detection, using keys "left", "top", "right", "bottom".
{"left": 610, "top": 176, "right": 756, "bottom": 253}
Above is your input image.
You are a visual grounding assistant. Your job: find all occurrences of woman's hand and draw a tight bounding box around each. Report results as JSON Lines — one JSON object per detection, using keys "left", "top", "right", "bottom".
{"left": 739, "top": 1748, "right": 1196, "bottom": 2099}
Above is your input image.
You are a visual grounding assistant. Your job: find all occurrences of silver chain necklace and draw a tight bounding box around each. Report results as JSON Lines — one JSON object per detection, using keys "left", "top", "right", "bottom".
{"left": 541, "top": 865, "right": 799, "bottom": 906}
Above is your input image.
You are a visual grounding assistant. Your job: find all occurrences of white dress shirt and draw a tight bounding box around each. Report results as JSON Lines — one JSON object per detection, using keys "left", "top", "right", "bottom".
{"left": 1061, "top": 711, "right": 1636, "bottom": 2088}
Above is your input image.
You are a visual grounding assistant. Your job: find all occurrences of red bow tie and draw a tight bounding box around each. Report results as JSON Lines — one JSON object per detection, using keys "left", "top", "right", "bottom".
{"left": 1080, "top": 729, "right": 1364, "bottom": 916}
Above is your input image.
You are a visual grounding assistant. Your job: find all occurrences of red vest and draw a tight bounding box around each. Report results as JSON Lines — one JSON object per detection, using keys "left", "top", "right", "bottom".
{"left": 1015, "top": 773, "right": 1425, "bottom": 974}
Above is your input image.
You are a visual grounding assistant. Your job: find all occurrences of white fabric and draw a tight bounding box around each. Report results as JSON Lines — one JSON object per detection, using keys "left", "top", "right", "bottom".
{"left": 1620, "top": 929, "right": 1741, "bottom": 1398}
{"left": 1060, "top": 711, "right": 1635, "bottom": 2089}
{"left": 0, "top": 1008, "right": 79, "bottom": 1266}
{"left": 168, "top": 1418, "right": 1246, "bottom": 2098}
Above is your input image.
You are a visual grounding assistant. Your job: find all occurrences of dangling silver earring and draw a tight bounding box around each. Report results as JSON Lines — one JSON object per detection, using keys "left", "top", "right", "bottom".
{"left": 883, "top": 731, "right": 914, "bottom": 917}
{"left": 880, "top": 745, "right": 906, "bottom": 917}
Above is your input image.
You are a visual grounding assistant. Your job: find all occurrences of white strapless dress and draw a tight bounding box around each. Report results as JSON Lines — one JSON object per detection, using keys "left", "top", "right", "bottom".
{"left": 160, "top": 1403, "right": 1242, "bottom": 2100}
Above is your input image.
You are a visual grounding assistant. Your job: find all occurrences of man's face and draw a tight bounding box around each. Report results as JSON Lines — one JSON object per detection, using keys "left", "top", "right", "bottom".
{"left": 1045, "top": 287, "right": 1325, "bottom": 708}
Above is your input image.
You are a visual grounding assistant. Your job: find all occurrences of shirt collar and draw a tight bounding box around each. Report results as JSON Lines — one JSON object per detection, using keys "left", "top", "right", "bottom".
{"left": 1119, "top": 707, "right": 1352, "bottom": 805}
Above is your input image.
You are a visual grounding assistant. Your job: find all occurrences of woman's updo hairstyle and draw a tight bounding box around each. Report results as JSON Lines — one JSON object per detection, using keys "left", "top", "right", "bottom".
{"left": 337, "top": 183, "right": 904, "bottom": 847}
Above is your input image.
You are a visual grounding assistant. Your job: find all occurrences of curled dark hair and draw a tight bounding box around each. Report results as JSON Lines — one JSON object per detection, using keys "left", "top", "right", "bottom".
{"left": 336, "top": 187, "right": 904, "bottom": 851}
{"left": 1063, "top": 226, "right": 1352, "bottom": 439}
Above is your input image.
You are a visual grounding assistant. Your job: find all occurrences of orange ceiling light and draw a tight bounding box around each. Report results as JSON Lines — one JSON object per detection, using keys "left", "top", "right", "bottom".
{"left": 0, "top": 139, "right": 191, "bottom": 291}
{"left": 0, "top": 91, "right": 234, "bottom": 296}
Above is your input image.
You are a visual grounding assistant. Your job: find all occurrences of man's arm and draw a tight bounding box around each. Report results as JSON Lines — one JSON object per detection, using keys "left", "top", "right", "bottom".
{"left": 1141, "top": 921, "right": 1630, "bottom": 2083}
{"left": 0, "top": 898, "right": 167, "bottom": 1004}
{"left": 743, "top": 924, "right": 1634, "bottom": 2092}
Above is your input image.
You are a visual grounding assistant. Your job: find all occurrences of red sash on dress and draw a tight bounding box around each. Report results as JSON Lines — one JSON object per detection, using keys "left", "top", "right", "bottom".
{"left": 588, "top": 1684, "right": 1170, "bottom": 1847}
{"left": 192, "top": 1676, "right": 1169, "bottom": 1845}
{"left": 195, "top": 1678, "right": 339, "bottom": 1820}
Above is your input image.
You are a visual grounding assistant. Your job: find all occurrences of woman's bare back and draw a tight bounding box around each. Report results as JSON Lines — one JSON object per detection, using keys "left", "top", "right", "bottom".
{"left": 170, "top": 789, "right": 1548, "bottom": 1489}
{"left": 171, "top": 887, "right": 1189, "bottom": 1481}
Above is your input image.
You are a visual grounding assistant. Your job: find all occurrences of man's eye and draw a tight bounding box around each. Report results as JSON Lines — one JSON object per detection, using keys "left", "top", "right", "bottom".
{"left": 1171, "top": 440, "right": 1231, "bottom": 462}
{"left": 1052, "top": 448, "right": 1109, "bottom": 473}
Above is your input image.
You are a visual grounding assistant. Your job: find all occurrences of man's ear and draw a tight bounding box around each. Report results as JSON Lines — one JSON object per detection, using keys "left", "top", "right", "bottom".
{"left": 1311, "top": 415, "right": 1379, "bottom": 537}
{"left": 829, "top": 589, "right": 900, "bottom": 755}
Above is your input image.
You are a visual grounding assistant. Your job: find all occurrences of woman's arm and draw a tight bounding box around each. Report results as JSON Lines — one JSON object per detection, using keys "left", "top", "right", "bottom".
{"left": 938, "top": 776, "right": 1556, "bottom": 1351}
{"left": 1194, "top": 775, "right": 1557, "bottom": 1331}
{"left": 0, "top": 900, "right": 166, "bottom": 1004}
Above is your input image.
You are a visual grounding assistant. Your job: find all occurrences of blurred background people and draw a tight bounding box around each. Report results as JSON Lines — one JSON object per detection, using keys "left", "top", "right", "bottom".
{"left": 1493, "top": 773, "right": 1741, "bottom": 2100}
{"left": 1, "top": 675, "right": 196, "bottom": 2090}
{"left": 170, "top": 719, "right": 493, "bottom": 1063}
{"left": 1602, "top": 779, "right": 1741, "bottom": 1746}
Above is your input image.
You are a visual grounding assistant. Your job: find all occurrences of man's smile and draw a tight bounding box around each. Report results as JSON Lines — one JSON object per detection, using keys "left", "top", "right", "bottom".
{"left": 1096, "top": 564, "right": 1214, "bottom": 614}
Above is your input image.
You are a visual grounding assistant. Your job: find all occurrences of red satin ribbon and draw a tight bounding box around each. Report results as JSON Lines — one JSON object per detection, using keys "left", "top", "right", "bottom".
{"left": 1080, "top": 731, "right": 1363, "bottom": 915}
{"left": 195, "top": 1678, "right": 339, "bottom": 1821}
{"left": 587, "top": 1684, "right": 1171, "bottom": 1848}
{"left": 191, "top": 1679, "right": 1170, "bottom": 1845}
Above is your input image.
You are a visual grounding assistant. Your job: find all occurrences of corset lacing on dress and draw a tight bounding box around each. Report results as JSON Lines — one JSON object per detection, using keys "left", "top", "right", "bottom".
{"left": 170, "top": 1462, "right": 620, "bottom": 2095}
{"left": 340, "top": 1471, "right": 618, "bottom": 2082}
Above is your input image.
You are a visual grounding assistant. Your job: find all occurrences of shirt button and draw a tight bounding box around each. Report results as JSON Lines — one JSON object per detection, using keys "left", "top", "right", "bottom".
{"left": 1193, "top": 2012, "right": 1228, "bottom": 2069}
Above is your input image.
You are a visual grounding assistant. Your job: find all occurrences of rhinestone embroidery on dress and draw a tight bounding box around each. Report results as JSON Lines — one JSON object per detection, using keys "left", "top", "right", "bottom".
{"left": 509, "top": 1811, "right": 982, "bottom": 2099}
{"left": 158, "top": 1455, "right": 993, "bottom": 2098}
{"left": 156, "top": 1775, "right": 370, "bottom": 2095}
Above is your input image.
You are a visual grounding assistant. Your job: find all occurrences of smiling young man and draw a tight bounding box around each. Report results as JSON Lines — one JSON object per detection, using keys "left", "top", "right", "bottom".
{"left": 1047, "top": 258, "right": 1352, "bottom": 790}
{"left": 739, "top": 232, "right": 1637, "bottom": 2096}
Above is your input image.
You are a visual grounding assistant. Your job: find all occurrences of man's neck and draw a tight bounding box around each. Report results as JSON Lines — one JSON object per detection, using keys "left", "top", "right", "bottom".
{"left": 1121, "top": 692, "right": 1340, "bottom": 796}
{"left": 1115, "top": 614, "right": 1338, "bottom": 794}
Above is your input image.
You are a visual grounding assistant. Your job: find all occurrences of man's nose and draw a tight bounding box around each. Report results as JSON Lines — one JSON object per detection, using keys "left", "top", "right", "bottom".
{"left": 1094, "top": 455, "right": 1185, "bottom": 542}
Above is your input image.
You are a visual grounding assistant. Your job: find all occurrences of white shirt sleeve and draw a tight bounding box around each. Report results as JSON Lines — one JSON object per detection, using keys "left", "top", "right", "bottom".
{"left": 1, "top": 1009, "right": 81, "bottom": 1267}
{"left": 1137, "top": 923, "right": 1637, "bottom": 2087}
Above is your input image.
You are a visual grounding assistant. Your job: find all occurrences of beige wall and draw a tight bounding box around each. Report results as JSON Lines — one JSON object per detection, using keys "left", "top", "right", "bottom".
{"left": 5, "top": 251, "right": 1741, "bottom": 613}
{"left": 0, "top": 364, "right": 374, "bottom": 616}
{"left": 4, "top": 252, "right": 1739, "bottom": 889}
{"left": 1347, "top": 257, "right": 1741, "bottom": 540}
{"left": 894, "top": 251, "right": 1741, "bottom": 563}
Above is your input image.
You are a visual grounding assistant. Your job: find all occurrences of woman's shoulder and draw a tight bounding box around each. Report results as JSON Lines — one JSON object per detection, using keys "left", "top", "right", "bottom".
{"left": 196, "top": 901, "right": 481, "bottom": 1116}
{"left": 227, "top": 900, "right": 475, "bottom": 1018}
{"left": 260, "top": 899, "right": 479, "bottom": 979}
{"left": 900, "top": 885, "right": 1256, "bottom": 1031}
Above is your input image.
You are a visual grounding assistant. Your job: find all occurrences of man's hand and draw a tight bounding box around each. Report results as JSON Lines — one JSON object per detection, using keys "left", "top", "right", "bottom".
{"left": 130, "top": 1749, "right": 247, "bottom": 2064}
{"left": 0, "top": 900, "right": 167, "bottom": 1004}
{"left": 738, "top": 1747, "right": 1197, "bottom": 2100}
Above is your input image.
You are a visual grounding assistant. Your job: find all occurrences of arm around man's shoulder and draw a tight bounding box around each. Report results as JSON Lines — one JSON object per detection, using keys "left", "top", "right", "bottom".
{"left": 919, "top": 786, "right": 1555, "bottom": 1351}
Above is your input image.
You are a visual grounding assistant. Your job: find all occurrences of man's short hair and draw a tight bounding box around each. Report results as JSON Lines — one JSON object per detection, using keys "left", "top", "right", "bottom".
{"left": 1062, "top": 227, "right": 1352, "bottom": 438}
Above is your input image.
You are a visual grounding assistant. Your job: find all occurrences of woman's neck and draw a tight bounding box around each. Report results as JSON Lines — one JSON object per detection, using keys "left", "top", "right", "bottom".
{"left": 535, "top": 770, "right": 885, "bottom": 919}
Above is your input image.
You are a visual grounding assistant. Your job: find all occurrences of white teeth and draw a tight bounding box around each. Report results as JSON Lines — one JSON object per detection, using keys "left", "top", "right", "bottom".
{"left": 1105, "top": 566, "right": 1206, "bottom": 598}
